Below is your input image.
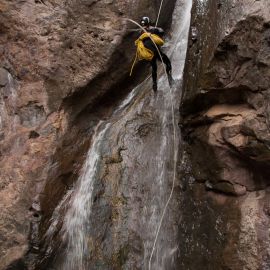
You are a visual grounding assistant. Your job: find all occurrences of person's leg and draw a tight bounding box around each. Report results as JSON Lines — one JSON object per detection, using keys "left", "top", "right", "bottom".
{"left": 160, "top": 53, "right": 171, "bottom": 73}
{"left": 160, "top": 52, "right": 173, "bottom": 87}
{"left": 150, "top": 57, "right": 158, "bottom": 92}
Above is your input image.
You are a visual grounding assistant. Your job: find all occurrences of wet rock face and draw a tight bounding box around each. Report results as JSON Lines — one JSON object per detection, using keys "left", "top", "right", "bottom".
{"left": 181, "top": 0, "right": 270, "bottom": 268}
{"left": 0, "top": 0, "right": 176, "bottom": 269}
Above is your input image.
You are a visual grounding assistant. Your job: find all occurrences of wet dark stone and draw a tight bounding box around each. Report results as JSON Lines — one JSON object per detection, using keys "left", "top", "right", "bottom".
{"left": 29, "top": 131, "right": 40, "bottom": 139}
{"left": 5, "top": 259, "right": 27, "bottom": 270}
{"left": 181, "top": 0, "right": 270, "bottom": 268}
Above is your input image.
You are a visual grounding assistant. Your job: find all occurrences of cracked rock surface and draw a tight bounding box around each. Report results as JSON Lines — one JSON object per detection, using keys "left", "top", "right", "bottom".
{"left": 0, "top": 0, "right": 176, "bottom": 268}
{"left": 180, "top": 0, "right": 270, "bottom": 269}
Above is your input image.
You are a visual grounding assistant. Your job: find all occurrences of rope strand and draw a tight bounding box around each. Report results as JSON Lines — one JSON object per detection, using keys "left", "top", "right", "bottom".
{"left": 126, "top": 6, "right": 178, "bottom": 268}
{"left": 152, "top": 1, "right": 178, "bottom": 268}
{"left": 130, "top": 51, "right": 138, "bottom": 76}
{"left": 155, "top": 0, "right": 165, "bottom": 27}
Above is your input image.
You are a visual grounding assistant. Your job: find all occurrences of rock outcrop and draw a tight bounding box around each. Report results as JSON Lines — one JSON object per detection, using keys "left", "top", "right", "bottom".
{"left": 0, "top": 0, "right": 176, "bottom": 269}
{"left": 180, "top": 0, "right": 270, "bottom": 268}
{"left": 3, "top": 0, "right": 270, "bottom": 268}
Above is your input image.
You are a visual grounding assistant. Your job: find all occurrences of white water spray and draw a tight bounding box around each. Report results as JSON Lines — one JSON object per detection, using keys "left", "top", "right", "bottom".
{"left": 148, "top": 1, "right": 192, "bottom": 269}
{"left": 52, "top": 1, "right": 191, "bottom": 269}
{"left": 60, "top": 122, "right": 110, "bottom": 270}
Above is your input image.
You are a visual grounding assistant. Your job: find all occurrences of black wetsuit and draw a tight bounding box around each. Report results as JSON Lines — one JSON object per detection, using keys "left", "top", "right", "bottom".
{"left": 142, "top": 26, "right": 172, "bottom": 91}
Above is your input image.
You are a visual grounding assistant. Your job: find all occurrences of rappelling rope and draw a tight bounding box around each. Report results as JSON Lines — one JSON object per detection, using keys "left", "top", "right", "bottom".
{"left": 149, "top": 1, "right": 178, "bottom": 268}
{"left": 126, "top": 18, "right": 167, "bottom": 80}
{"left": 126, "top": 2, "right": 178, "bottom": 267}
{"left": 155, "top": 0, "right": 165, "bottom": 27}
{"left": 128, "top": 0, "right": 165, "bottom": 76}
{"left": 130, "top": 51, "right": 138, "bottom": 76}
{"left": 151, "top": 1, "right": 178, "bottom": 268}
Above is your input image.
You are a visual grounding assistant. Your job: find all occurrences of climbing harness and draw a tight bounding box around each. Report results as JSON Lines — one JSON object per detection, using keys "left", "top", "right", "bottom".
{"left": 130, "top": 32, "right": 164, "bottom": 76}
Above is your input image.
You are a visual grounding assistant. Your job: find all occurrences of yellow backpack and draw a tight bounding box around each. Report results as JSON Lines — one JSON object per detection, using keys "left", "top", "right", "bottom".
{"left": 130, "top": 32, "right": 165, "bottom": 76}
{"left": 135, "top": 32, "right": 164, "bottom": 61}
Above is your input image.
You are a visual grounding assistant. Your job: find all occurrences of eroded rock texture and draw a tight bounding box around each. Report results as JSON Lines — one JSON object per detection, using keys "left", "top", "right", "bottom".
{"left": 0, "top": 0, "right": 176, "bottom": 269}
{"left": 180, "top": 0, "right": 270, "bottom": 269}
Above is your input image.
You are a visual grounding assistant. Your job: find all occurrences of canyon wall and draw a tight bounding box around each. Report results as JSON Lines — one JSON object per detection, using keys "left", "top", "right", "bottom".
{"left": 0, "top": 0, "right": 176, "bottom": 269}
{"left": 180, "top": 0, "right": 270, "bottom": 269}
{"left": 2, "top": 0, "right": 270, "bottom": 269}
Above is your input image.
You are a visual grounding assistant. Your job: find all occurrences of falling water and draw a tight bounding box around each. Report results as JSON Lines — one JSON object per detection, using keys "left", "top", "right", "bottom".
{"left": 56, "top": 89, "right": 140, "bottom": 270}
{"left": 59, "top": 122, "right": 110, "bottom": 270}
{"left": 53, "top": 0, "right": 191, "bottom": 269}
{"left": 143, "top": 1, "right": 192, "bottom": 268}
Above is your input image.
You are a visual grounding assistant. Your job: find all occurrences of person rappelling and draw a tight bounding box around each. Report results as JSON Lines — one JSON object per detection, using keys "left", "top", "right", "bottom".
{"left": 130, "top": 16, "right": 173, "bottom": 92}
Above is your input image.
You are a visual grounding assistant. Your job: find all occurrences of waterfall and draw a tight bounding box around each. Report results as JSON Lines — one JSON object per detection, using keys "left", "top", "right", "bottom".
{"left": 55, "top": 90, "right": 140, "bottom": 270}
{"left": 52, "top": 0, "right": 191, "bottom": 269}
{"left": 59, "top": 122, "right": 110, "bottom": 270}
{"left": 142, "top": 1, "right": 192, "bottom": 268}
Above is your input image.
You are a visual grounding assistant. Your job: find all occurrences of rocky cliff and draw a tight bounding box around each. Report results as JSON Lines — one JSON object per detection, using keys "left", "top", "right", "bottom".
{"left": 2, "top": 0, "right": 270, "bottom": 269}
{"left": 180, "top": 0, "right": 270, "bottom": 269}
{"left": 0, "top": 0, "right": 176, "bottom": 269}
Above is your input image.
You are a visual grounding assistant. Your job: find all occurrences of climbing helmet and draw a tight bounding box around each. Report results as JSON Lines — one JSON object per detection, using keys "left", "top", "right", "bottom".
{"left": 140, "top": 16, "right": 150, "bottom": 27}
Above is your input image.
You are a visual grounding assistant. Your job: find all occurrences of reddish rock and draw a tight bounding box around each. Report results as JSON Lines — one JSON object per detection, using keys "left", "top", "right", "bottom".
{"left": 181, "top": 0, "right": 270, "bottom": 269}
{"left": 0, "top": 0, "right": 176, "bottom": 268}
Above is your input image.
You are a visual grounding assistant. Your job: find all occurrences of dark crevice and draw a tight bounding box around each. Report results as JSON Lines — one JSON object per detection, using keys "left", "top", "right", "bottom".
{"left": 29, "top": 130, "right": 40, "bottom": 139}
{"left": 5, "top": 259, "right": 28, "bottom": 270}
{"left": 61, "top": 33, "right": 148, "bottom": 122}
{"left": 180, "top": 87, "right": 251, "bottom": 117}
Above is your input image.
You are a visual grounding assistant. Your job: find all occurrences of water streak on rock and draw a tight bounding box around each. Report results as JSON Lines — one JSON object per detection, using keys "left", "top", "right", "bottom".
{"left": 60, "top": 122, "right": 110, "bottom": 270}
{"left": 55, "top": 1, "right": 191, "bottom": 269}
